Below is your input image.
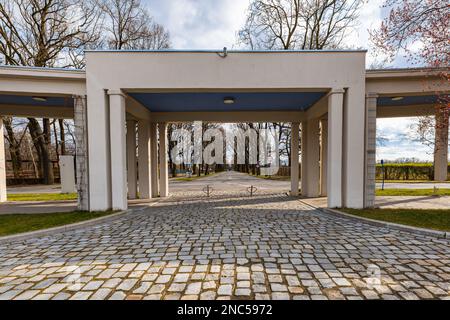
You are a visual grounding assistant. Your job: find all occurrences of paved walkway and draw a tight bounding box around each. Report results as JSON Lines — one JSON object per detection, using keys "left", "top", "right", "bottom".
{"left": 0, "top": 188, "right": 449, "bottom": 300}
{"left": 170, "top": 171, "right": 289, "bottom": 193}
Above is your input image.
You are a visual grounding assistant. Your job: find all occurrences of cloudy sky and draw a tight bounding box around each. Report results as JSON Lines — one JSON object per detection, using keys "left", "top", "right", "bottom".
{"left": 143, "top": 0, "right": 445, "bottom": 162}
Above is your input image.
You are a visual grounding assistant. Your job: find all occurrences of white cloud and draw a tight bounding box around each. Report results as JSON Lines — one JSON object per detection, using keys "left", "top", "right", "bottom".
{"left": 377, "top": 118, "right": 436, "bottom": 162}
{"left": 144, "top": 0, "right": 417, "bottom": 68}
{"left": 144, "top": 1, "right": 393, "bottom": 63}
{"left": 145, "top": 0, "right": 250, "bottom": 49}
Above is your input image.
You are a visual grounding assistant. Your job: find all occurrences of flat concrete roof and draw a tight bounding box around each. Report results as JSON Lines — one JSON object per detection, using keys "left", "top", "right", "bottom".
{"left": 85, "top": 49, "right": 368, "bottom": 53}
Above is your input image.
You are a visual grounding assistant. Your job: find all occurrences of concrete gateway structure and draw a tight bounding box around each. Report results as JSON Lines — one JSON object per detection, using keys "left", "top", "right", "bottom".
{"left": 0, "top": 50, "right": 448, "bottom": 211}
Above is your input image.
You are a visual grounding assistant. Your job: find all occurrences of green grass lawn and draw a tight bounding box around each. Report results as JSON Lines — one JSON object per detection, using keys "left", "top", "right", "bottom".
{"left": 341, "top": 208, "right": 450, "bottom": 232}
{"left": 251, "top": 174, "right": 290, "bottom": 181}
{"left": 376, "top": 180, "right": 449, "bottom": 183}
{"left": 376, "top": 189, "right": 450, "bottom": 196}
{"left": 174, "top": 173, "right": 217, "bottom": 182}
{"left": 7, "top": 193, "right": 77, "bottom": 202}
{"left": 0, "top": 211, "right": 115, "bottom": 237}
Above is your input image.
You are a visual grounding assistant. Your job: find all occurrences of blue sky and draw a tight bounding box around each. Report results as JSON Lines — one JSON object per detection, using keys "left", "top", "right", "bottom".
{"left": 143, "top": 0, "right": 446, "bottom": 162}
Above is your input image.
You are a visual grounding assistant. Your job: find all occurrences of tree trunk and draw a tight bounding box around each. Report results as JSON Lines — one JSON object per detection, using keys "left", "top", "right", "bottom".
{"left": 28, "top": 118, "right": 54, "bottom": 185}
{"left": 3, "top": 117, "right": 22, "bottom": 178}
{"left": 52, "top": 120, "right": 60, "bottom": 162}
{"left": 59, "top": 119, "right": 66, "bottom": 155}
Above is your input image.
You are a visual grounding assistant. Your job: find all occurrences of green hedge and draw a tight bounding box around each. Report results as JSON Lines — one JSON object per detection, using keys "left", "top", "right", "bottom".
{"left": 376, "top": 163, "right": 450, "bottom": 181}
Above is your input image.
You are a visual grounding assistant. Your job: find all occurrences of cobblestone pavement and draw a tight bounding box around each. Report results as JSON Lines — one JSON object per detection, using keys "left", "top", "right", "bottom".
{"left": 0, "top": 191, "right": 449, "bottom": 300}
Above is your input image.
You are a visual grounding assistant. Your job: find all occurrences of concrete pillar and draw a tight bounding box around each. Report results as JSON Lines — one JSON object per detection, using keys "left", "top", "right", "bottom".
{"left": 327, "top": 89, "right": 344, "bottom": 208}
{"left": 343, "top": 86, "right": 366, "bottom": 208}
{"left": 87, "top": 89, "right": 110, "bottom": 211}
{"left": 158, "top": 122, "right": 169, "bottom": 198}
{"left": 320, "top": 119, "right": 328, "bottom": 197}
{"left": 150, "top": 122, "right": 159, "bottom": 198}
{"left": 301, "top": 119, "right": 320, "bottom": 197}
{"left": 109, "top": 90, "right": 127, "bottom": 210}
{"left": 290, "top": 122, "right": 300, "bottom": 196}
{"left": 74, "top": 96, "right": 89, "bottom": 211}
{"left": 126, "top": 120, "right": 137, "bottom": 199}
{"left": 0, "top": 118, "right": 6, "bottom": 202}
{"left": 365, "top": 93, "right": 378, "bottom": 207}
{"left": 434, "top": 107, "right": 449, "bottom": 181}
{"left": 138, "top": 120, "right": 152, "bottom": 199}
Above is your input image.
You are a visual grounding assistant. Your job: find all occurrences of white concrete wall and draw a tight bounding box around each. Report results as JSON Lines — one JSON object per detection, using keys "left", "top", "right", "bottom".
{"left": 85, "top": 51, "right": 366, "bottom": 91}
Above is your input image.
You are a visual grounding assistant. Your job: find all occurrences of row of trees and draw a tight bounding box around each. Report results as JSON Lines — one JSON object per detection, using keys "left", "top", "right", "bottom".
{"left": 1, "top": 0, "right": 448, "bottom": 184}
{"left": 167, "top": 122, "right": 295, "bottom": 178}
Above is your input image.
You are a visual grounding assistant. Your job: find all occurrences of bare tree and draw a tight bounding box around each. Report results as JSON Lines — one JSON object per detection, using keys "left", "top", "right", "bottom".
{"left": 2, "top": 117, "right": 23, "bottom": 178}
{"left": 0, "top": 0, "right": 102, "bottom": 67}
{"left": 238, "top": 0, "right": 364, "bottom": 50}
{"left": 372, "top": 0, "right": 449, "bottom": 179}
{"left": 0, "top": 0, "right": 101, "bottom": 184}
{"left": 97, "top": 0, "right": 170, "bottom": 50}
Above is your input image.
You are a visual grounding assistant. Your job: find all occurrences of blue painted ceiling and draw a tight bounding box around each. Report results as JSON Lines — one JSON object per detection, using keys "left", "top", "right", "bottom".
{"left": 0, "top": 94, "right": 73, "bottom": 107}
{"left": 129, "top": 92, "right": 327, "bottom": 112}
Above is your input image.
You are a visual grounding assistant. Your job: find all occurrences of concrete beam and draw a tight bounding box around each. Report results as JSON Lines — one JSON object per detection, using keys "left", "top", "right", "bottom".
{"left": 0, "top": 67, "right": 86, "bottom": 96}
{"left": 0, "top": 104, "right": 74, "bottom": 119}
{"left": 150, "top": 111, "right": 306, "bottom": 123}
{"left": 306, "top": 93, "right": 329, "bottom": 120}
{"left": 377, "top": 104, "right": 435, "bottom": 118}
{"left": 126, "top": 96, "right": 152, "bottom": 121}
